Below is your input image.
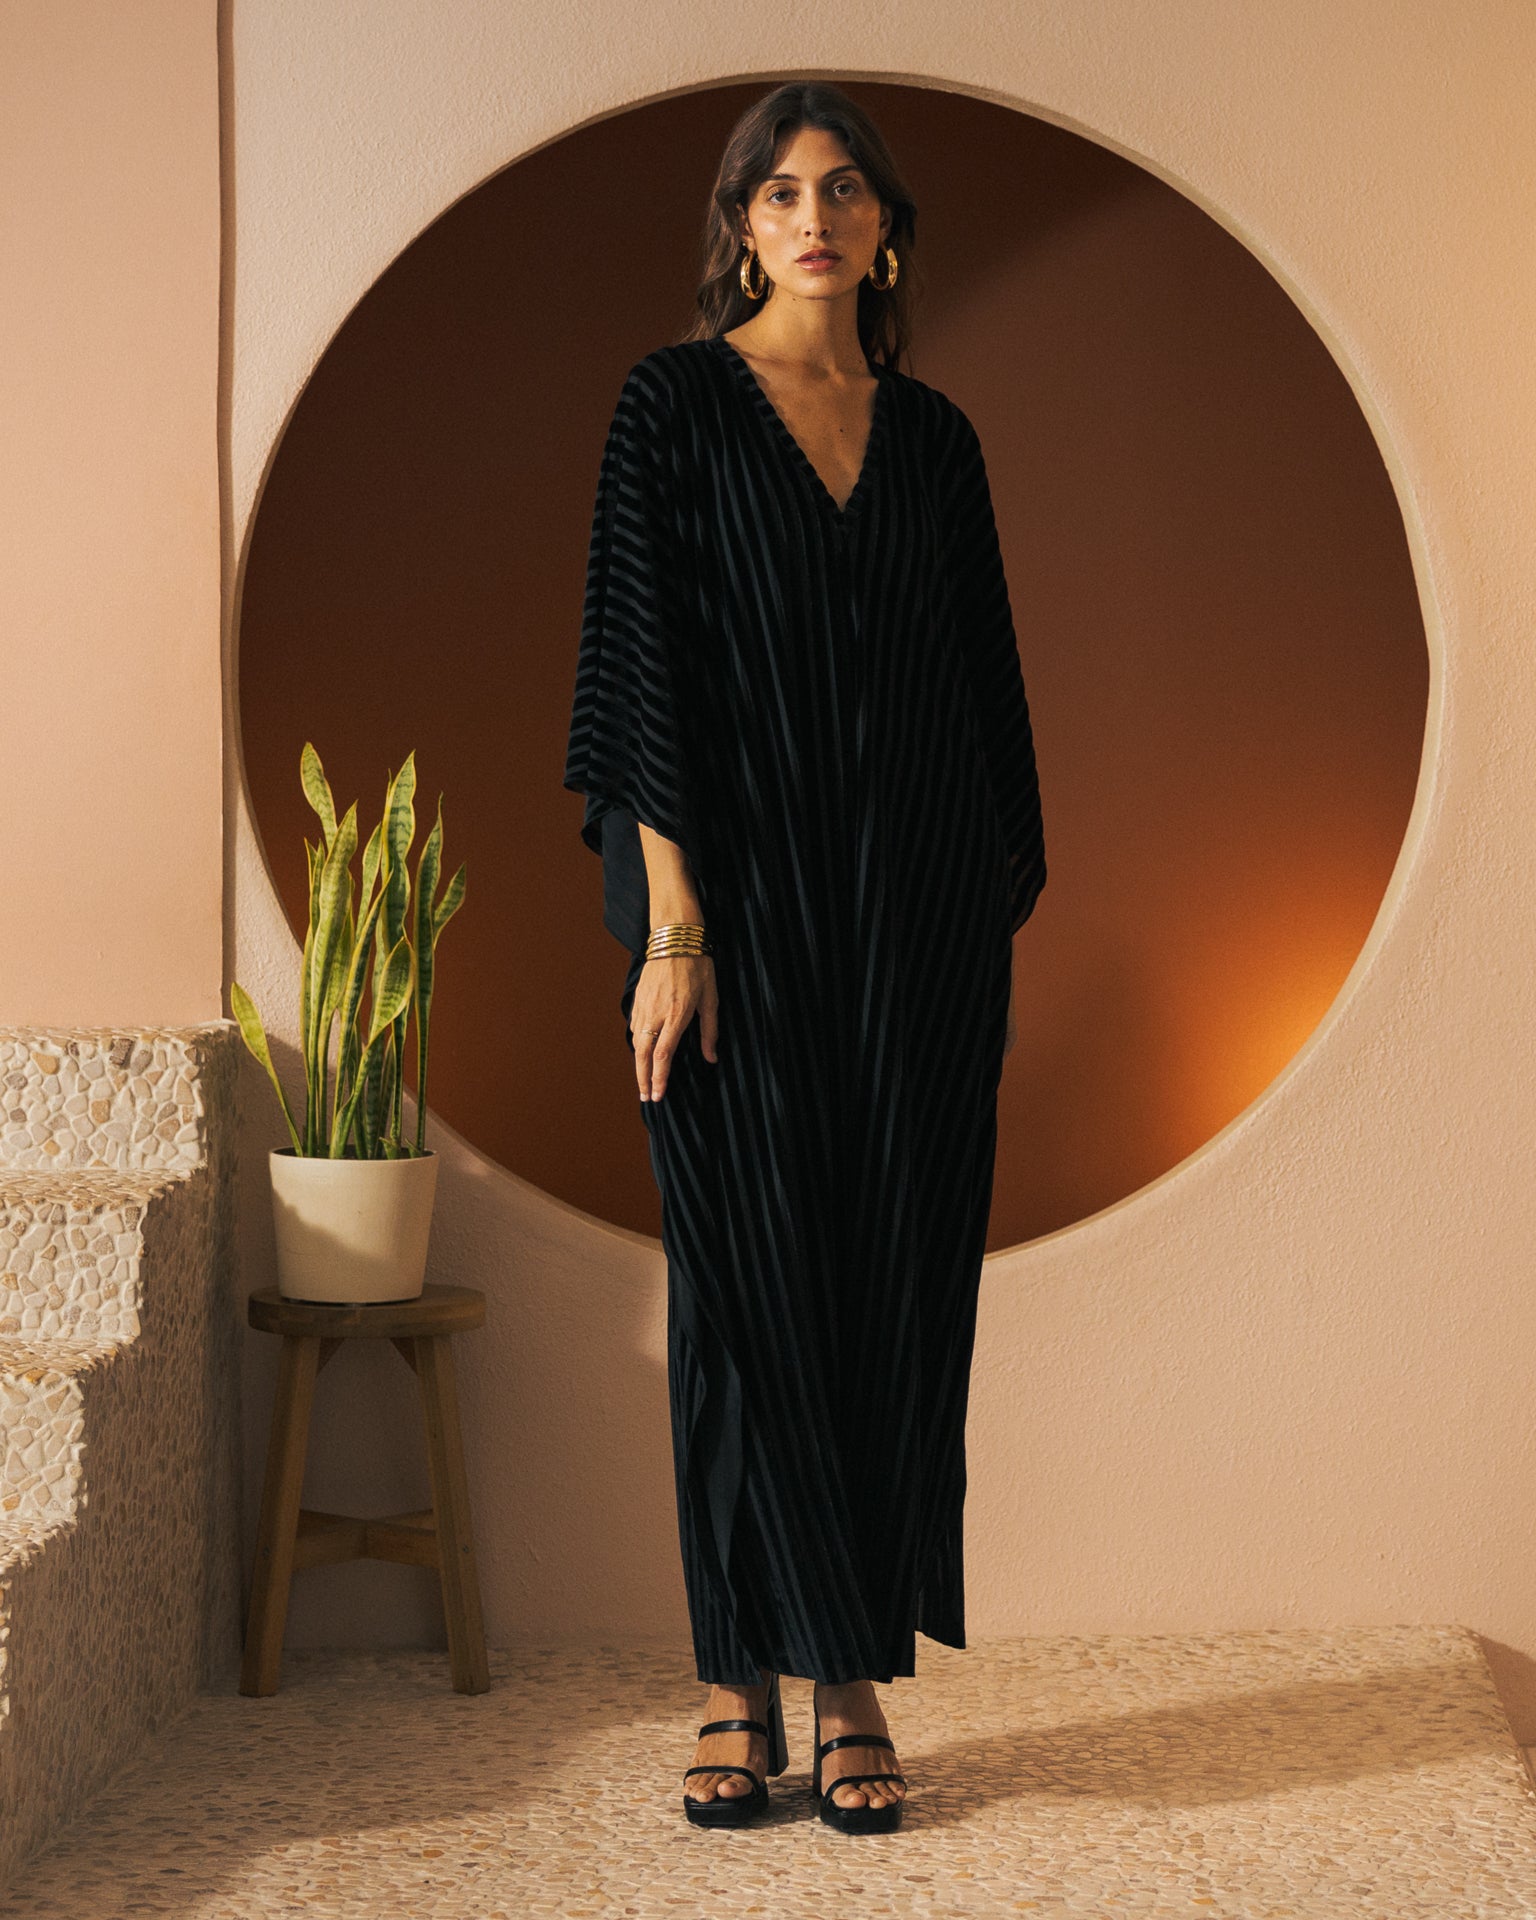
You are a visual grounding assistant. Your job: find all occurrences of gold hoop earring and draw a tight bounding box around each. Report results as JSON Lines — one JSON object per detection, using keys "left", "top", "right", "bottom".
{"left": 740, "top": 248, "right": 768, "bottom": 301}
{"left": 867, "top": 244, "right": 898, "bottom": 292}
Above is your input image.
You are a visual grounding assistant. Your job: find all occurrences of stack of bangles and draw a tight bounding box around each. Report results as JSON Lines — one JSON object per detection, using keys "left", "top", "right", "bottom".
{"left": 638, "top": 924, "right": 713, "bottom": 1041}
{"left": 645, "top": 921, "right": 714, "bottom": 960}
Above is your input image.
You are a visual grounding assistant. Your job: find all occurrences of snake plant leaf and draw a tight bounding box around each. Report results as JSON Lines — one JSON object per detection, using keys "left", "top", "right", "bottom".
{"left": 306, "top": 804, "right": 358, "bottom": 1023}
{"left": 330, "top": 1022, "right": 385, "bottom": 1159}
{"left": 230, "top": 980, "right": 302, "bottom": 1155}
{"left": 390, "top": 1004, "right": 408, "bottom": 1146}
{"left": 336, "top": 855, "right": 380, "bottom": 1127}
{"left": 327, "top": 922, "right": 410, "bottom": 1159}
{"left": 345, "top": 998, "right": 399, "bottom": 1159}
{"left": 299, "top": 833, "right": 327, "bottom": 1133}
{"left": 337, "top": 1012, "right": 361, "bottom": 1133}
{"left": 321, "top": 863, "right": 357, "bottom": 1031}
{"left": 369, "top": 933, "right": 415, "bottom": 1044}
{"left": 360, "top": 820, "right": 383, "bottom": 918}
{"left": 432, "top": 864, "right": 466, "bottom": 942}
{"left": 412, "top": 804, "right": 444, "bottom": 1153}
{"left": 300, "top": 741, "right": 338, "bottom": 850}
{"left": 319, "top": 868, "right": 359, "bottom": 1148}
{"left": 305, "top": 803, "right": 358, "bottom": 1151}
{"left": 374, "top": 755, "right": 417, "bottom": 1152}
{"left": 370, "top": 758, "right": 415, "bottom": 1021}
{"left": 298, "top": 838, "right": 322, "bottom": 1091}
{"left": 335, "top": 867, "right": 390, "bottom": 1093}
{"left": 414, "top": 804, "right": 442, "bottom": 960}
{"left": 327, "top": 1074, "right": 362, "bottom": 1158}
{"left": 360, "top": 1025, "right": 387, "bottom": 1155}
{"left": 332, "top": 1019, "right": 405, "bottom": 1159}
{"left": 328, "top": 1033, "right": 378, "bottom": 1158}
{"left": 416, "top": 856, "right": 469, "bottom": 1144}
{"left": 382, "top": 754, "right": 417, "bottom": 949}
{"left": 298, "top": 926, "right": 313, "bottom": 1103}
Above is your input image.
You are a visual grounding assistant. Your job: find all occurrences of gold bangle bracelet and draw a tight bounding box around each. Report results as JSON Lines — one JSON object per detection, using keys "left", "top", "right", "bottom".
{"left": 646, "top": 919, "right": 713, "bottom": 959}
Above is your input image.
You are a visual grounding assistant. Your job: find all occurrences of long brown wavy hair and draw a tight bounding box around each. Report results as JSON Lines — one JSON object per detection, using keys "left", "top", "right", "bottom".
{"left": 677, "top": 83, "right": 921, "bottom": 370}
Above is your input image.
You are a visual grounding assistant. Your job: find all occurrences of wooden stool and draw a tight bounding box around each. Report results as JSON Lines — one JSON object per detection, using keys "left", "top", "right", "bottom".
{"left": 240, "top": 1282, "right": 490, "bottom": 1696}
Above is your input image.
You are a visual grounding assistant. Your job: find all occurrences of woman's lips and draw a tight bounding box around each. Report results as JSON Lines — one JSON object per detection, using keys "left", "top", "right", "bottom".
{"left": 796, "top": 252, "right": 841, "bottom": 271}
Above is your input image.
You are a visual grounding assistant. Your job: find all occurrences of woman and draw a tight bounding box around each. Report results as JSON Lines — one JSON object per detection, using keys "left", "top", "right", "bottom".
{"left": 563, "top": 81, "right": 1046, "bottom": 1833}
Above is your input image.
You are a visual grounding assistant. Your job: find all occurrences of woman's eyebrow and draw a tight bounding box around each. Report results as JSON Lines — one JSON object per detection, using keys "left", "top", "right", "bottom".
{"left": 760, "top": 164, "right": 861, "bottom": 184}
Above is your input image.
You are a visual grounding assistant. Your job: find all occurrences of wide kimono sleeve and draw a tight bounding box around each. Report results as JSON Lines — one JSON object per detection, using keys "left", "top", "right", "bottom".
{"left": 563, "top": 356, "right": 705, "bottom": 954}
{"left": 934, "top": 402, "right": 1048, "bottom": 936}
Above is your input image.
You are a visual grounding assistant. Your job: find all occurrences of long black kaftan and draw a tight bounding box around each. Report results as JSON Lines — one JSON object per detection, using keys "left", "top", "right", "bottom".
{"left": 563, "top": 334, "right": 1046, "bottom": 1685}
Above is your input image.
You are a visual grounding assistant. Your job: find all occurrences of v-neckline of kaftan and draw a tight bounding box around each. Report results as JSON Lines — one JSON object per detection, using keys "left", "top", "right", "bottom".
{"left": 713, "top": 333, "right": 888, "bottom": 523}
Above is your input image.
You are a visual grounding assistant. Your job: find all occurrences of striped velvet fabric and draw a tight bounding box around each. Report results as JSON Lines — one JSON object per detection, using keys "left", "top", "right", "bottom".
{"left": 564, "top": 334, "right": 1046, "bottom": 1684}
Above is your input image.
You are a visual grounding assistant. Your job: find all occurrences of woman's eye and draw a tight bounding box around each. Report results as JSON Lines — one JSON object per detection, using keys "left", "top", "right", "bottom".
{"left": 764, "top": 180, "right": 860, "bottom": 205}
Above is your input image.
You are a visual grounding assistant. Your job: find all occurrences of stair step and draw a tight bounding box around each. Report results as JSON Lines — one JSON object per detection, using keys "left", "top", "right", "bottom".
{"left": 0, "top": 1335, "right": 123, "bottom": 1573}
{"left": 0, "top": 1028, "right": 215, "bottom": 1175}
{"left": 0, "top": 1022, "right": 238, "bottom": 1888}
{"left": 0, "top": 1170, "right": 174, "bottom": 1341}
{"left": 0, "top": 1171, "right": 166, "bottom": 1572}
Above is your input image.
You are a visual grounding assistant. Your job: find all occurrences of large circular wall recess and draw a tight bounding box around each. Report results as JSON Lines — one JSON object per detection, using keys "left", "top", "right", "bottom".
{"left": 236, "top": 79, "right": 1428, "bottom": 1250}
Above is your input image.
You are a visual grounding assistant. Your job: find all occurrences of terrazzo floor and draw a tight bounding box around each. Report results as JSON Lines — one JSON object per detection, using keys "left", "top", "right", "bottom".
{"left": 7, "top": 1627, "right": 1536, "bottom": 1917}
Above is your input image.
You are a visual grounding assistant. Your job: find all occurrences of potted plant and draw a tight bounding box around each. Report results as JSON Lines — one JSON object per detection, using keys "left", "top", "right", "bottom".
{"left": 232, "top": 743, "right": 466, "bottom": 1303}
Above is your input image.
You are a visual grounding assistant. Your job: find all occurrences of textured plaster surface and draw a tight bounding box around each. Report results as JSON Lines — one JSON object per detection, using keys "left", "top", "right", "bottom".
{"left": 8, "top": 1628, "right": 1536, "bottom": 1916}
{"left": 0, "top": 1025, "right": 241, "bottom": 1889}
{"left": 224, "top": 0, "right": 1536, "bottom": 1738}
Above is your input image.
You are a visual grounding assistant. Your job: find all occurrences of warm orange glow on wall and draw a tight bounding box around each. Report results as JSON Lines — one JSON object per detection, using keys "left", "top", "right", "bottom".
{"left": 1155, "top": 853, "right": 1398, "bottom": 1156}
{"left": 238, "top": 84, "right": 1426, "bottom": 1250}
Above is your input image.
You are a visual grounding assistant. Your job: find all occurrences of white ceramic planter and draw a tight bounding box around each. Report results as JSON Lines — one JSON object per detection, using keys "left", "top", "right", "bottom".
{"left": 268, "top": 1149, "right": 439, "bottom": 1303}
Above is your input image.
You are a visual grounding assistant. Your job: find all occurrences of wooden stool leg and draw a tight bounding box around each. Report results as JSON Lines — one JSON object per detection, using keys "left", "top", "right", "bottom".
{"left": 414, "top": 1333, "right": 490, "bottom": 1693}
{"left": 240, "top": 1332, "right": 321, "bottom": 1696}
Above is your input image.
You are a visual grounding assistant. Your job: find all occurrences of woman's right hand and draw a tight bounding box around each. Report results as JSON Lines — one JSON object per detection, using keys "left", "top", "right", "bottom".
{"left": 631, "top": 953, "right": 719, "bottom": 1101}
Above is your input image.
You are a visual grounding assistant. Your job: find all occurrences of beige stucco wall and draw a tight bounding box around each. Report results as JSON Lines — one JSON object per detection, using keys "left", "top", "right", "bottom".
{"left": 0, "top": 3, "right": 222, "bottom": 1027}
{"left": 220, "top": 5, "right": 1536, "bottom": 1729}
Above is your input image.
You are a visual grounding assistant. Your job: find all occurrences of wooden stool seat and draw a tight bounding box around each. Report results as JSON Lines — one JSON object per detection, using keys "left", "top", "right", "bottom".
{"left": 240, "top": 1282, "right": 490, "bottom": 1697}
{"left": 247, "top": 1284, "right": 485, "bottom": 1343}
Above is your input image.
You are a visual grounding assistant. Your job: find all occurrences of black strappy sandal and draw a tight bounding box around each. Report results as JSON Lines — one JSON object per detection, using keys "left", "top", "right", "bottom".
{"left": 811, "top": 1696, "right": 908, "bottom": 1833}
{"left": 681, "top": 1669, "right": 788, "bottom": 1827}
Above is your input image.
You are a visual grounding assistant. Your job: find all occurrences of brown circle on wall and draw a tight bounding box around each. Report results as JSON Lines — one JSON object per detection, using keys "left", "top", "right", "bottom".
{"left": 237, "top": 82, "right": 1427, "bottom": 1250}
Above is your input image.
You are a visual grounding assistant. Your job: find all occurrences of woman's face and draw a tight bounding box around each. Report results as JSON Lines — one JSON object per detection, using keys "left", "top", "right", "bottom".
{"left": 739, "top": 125, "right": 891, "bottom": 303}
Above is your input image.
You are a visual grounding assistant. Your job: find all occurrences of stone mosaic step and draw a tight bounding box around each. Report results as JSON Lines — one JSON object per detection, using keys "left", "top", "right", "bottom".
{"left": 0, "top": 1171, "right": 175, "bottom": 1341}
{"left": 0, "top": 1022, "right": 236, "bottom": 1891}
{"left": 0, "top": 1335, "right": 124, "bottom": 1572}
{"left": 0, "top": 1028, "right": 223, "bottom": 1175}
